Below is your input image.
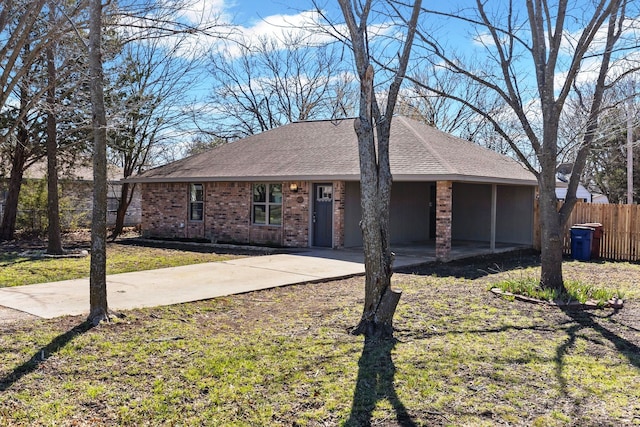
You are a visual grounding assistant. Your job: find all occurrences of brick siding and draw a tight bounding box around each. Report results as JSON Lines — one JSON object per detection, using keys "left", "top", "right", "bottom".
{"left": 141, "top": 182, "right": 189, "bottom": 239}
{"left": 208, "top": 182, "right": 251, "bottom": 244}
{"left": 141, "top": 181, "right": 317, "bottom": 248}
{"left": 436, "top": 180, "right": 452, "bottom": 261}
{"left": 333, "top": 181, "right": 345, "bottom": 248}
{"left": 283, "top": 181, "right": 310, "bottom": 247}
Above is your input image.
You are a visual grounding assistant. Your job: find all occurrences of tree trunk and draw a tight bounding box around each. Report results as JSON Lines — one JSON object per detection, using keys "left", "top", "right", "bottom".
{"left": 87, "top": 0, "right": 109, "bottom": 324}
{"left": 0, "top": 146, "right": 27, "bottom": 241}
{"left": 538, "top": 175, "right": 565, "bottom": 293}
{"left": 336, "top": 0, "right": 422, "bottom": 338}
{"left": 110, "top": 182, "right": 133, "bottom": 239}
{"left": 46, "top": 13, "right": 63, "bottom": 255}
{"left": 1, "top": 73, "right": 34, "bottom": 242}
{"left": 350, "top": 68, "right": 399, "bottom": 339}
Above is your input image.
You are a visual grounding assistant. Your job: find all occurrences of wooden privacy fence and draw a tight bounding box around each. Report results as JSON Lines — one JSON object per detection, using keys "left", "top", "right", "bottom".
{"left": 561, "top": 202, "right": 640, "bottom": 262}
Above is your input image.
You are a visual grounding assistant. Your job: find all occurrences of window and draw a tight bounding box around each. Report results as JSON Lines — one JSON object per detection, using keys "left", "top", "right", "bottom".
{"left": 253, "top": 183, "right": 282, "bottom": 225}
{"left": 189, "top": 183, "right": 204, "bottom": 221}
{"left": 316, "top": 185, "right": 333, "bottom": 202}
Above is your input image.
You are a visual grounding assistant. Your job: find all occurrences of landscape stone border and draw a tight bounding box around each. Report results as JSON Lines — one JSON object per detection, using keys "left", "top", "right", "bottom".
{"left": 17, "top": 249, "right": 89, "bottom": 259}
{"left": 490, "top": 288, "right": 624, "bottom": 310}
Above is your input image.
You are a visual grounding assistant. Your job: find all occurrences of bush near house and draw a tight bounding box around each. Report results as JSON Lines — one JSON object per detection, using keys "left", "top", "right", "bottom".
{"left": 15, "top": 179, "right": 85, "bottom": 234}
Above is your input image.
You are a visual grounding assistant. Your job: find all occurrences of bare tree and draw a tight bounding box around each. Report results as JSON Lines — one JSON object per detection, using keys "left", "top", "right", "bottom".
{"left": 578, "top": 79, "right": 640, "bottom": 203}
{"left": 397, "top": 67, "right": 506, "bottom": 146}
{"left": 88, "top": 0, "right": 109, "bottom": 325}
{"left": 412, "top": 0, "right": 637, "bottom": 291}
{"left": 333, "top": 0, "right": 422, "bottom": 338}
{"left": 46, "top": 0, "right": 63, "bottom": 254}
{"left": 85, "top": 0, "right": 228, "bottom": 321}
{"left": 0, "top": 76, "right": 47, "bottom": 241}
{"left": 203, "top": 32, "right": 354, "bottom": 139}
{"left": 1, "top": 0, "right": 51, "bottom": 241}
{"left": 106, "top": 35, "right": 203, "bottom": 238}
{"left": 0, "top": 0, "right": 48, "bottom": 112}
{"left": 1, "top": 0, "right": 89, "bottom": 242}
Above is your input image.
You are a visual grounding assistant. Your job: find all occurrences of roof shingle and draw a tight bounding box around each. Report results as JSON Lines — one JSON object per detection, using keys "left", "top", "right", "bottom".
{"left": 131, "top": 116, "right": 536, "bottom": 185}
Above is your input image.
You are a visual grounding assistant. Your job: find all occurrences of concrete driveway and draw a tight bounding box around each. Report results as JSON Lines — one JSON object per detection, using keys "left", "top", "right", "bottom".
{"left": 0, "top": 248, "right": 434, "bottom": 320}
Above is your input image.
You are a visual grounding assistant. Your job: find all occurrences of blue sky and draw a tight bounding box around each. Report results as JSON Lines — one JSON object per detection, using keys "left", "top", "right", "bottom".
{"left": 142, "top": 0, "right": 640, "bottom": 162}
{"left": 185, "top": 1, "right": 507, "bottom": 67}
{"left": 174, "top": 0, "right": 640, "bottom": 127}
{"left": 226, "top": 1, "right": 305, "bottom": 25}
{"left": 171, "top": 0, "right": 640, "bottom": 103}
{"left": 208, "top": 0, "right": 329, "bottom": 30}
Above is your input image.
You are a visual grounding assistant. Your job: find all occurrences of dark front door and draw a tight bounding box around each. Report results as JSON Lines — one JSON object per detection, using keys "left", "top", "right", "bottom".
{"left": 313, "top": 183, "right": 333, "bottom": 247}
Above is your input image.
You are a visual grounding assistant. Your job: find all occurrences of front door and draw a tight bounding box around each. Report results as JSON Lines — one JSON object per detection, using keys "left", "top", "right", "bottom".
{"left": 313, "top": 183, "right": 333, "bottom": 247}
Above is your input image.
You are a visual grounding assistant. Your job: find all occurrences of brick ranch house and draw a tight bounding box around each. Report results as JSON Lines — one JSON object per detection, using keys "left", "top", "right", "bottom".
{"left": 128, "top": 116, "right": 538, "bottom": 261}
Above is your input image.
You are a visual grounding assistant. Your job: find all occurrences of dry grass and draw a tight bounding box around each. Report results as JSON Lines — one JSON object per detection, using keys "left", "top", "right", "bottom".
{"left": 0, "top": 243, "right": 245, "bottom": 288}
{"left": 0, "top": 251, "right": 639, "bottom": 426}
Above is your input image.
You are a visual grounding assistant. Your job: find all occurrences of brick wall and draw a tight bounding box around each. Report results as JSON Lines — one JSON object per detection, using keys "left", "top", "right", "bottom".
{"left": 141, "top": 182, "right": 189, "bottom": 238}
{"left": 436, "top": 180, "right": 452, "bottom": 261}
{"left": 283, "top": 181, "right": 310, "bottom": 247}
{"left": 141, "top": 181, "right": 312, "bottom": 247}
{"left": 333, "top": 181, "right": 345, "bottom": 248}
{"left": 208, "top": 182, "right": 251, "bottom": 244}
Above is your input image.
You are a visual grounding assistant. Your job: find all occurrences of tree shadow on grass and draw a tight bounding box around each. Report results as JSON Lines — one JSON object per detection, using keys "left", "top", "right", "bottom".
{"left": 0, "top": 253, "right": 36, "bottom": 268}
{"left": 344, "top": 336, "right": 417, "bottom": 427}
{"left": 0, "top": 321, "right": 94, "bottom": 392}
{"left": 554, "top": 308, "right": 640, "bottom": 398}
{"left": 395, "top": 250, "right": 541, "bottom": 280}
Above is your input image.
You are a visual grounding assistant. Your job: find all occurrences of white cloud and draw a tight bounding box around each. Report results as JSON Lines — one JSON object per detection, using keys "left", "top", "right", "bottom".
{"left": 221, "top": 9, "right": 346, "bottom": 58}
{"left": 118, "top": 0, "right": 399, "bottom": 63}
{"left": 552, "top": 15, "right": 640, "bottom": 90}
{"left": 472, "top": 32, "right": 496, "bottom": 47}
{"left": 130, "top": 7, "right": 340, "bottom": 60}
{"left": 177, "top": 0, "right": 227, "bottom": 25}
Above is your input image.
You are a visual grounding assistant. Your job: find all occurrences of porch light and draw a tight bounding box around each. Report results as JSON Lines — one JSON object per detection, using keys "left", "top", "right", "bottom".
{"left": 289, "top": 183, "right": 299, "bottom": 192}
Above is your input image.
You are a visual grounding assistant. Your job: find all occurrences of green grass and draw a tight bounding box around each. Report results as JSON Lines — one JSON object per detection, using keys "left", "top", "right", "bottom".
{"left": 492, "top": 276, "right": 623, "bottom": 306}
{"left": 1, "top": 257, "right": 639, "bottom": 426}
{"left": 0, "top": 244, "right": 243, "bottom": 287}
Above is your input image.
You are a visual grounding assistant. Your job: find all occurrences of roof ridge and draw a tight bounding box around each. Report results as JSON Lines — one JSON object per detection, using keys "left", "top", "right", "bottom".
{"left": 395, "top": 116, "right": 459, "bottom": 175}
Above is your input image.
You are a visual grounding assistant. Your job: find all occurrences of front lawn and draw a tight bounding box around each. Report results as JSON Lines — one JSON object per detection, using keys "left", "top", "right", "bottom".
{"left": 0, "top": 244, "right": 244, "bottom": 287}
{"left": 1, "top": 254, "right": 638, "bottom": 425}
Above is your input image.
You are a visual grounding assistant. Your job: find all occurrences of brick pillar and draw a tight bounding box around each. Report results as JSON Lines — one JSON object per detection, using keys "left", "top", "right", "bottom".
{"left": 333, "top": 181, "right": 345, "bottom": 248}
{"left": 436, "top": 181, "right": 452, "bottom": 261}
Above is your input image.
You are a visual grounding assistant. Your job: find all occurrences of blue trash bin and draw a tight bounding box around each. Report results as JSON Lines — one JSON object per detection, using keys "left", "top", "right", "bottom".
{"left": 570, "top": 226, "right": 593, "bottom": 261}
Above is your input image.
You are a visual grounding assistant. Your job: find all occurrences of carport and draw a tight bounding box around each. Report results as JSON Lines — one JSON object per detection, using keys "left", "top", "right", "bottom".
{"left": 343, "top": 180, "right": 536, "bottom": 261}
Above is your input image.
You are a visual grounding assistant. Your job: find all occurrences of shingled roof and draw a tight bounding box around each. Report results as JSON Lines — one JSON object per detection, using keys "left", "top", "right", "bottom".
{"left": 130, "top": 116, "right": 537, "bottom": 185}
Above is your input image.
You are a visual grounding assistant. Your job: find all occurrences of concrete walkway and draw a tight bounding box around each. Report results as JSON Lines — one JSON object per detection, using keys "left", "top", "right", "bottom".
{"left": 0, "top": 249, "right": 434, "bottom": 320}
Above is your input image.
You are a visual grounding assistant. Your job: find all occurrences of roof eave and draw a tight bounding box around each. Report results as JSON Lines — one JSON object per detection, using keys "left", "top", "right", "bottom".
{"left": 124, "top": 174, "right": 363, "bottom": 184}
{"left": 126, "top": 173, "right": 537, "bottom": 186}
{"left": 393, "top": 174, "right": 538, "bottom": 186}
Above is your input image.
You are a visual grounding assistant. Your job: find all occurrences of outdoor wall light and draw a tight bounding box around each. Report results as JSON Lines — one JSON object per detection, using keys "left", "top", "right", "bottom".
{"left": 290, "top": 183, "right": 299, "bottom": 193}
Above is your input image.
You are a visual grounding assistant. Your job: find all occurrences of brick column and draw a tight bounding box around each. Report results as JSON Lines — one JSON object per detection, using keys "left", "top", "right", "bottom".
{"left": 436, "top": 181, "right": 452, "bottom": 261}
{"left": 333, "top": 181, "right": 345, "bottom": 248}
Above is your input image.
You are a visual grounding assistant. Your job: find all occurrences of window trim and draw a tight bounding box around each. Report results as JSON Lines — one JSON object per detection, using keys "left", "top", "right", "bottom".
{"left": 252, "top": 183, "right": 283, "bottom": 226}
{"left": 189, "top": 183, "right": 204, "bottom": 222}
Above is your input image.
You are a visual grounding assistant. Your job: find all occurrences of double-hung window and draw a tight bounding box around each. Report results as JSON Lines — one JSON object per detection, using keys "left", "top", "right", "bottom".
{"left": 253, "top": 183, "right": 282, "bottom": 225}
{"left": 189, "top": 183, "right": 204, "bottom": 221}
